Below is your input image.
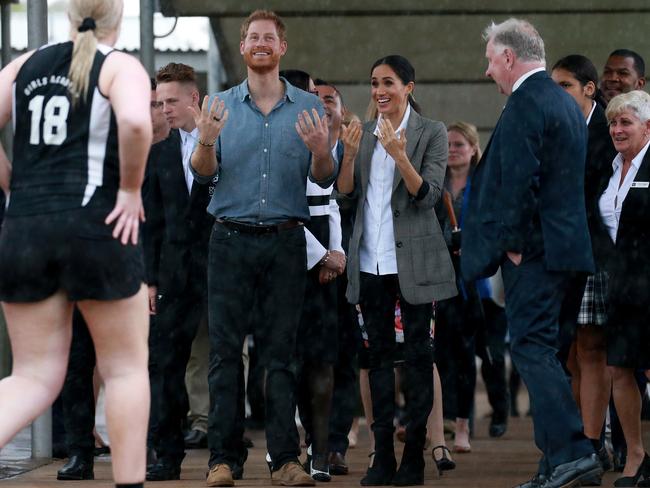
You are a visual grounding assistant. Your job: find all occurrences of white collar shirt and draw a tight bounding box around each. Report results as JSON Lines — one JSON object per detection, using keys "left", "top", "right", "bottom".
{"left": 359, "top": 104, "right": 411, "bottom": 275}
{"left": 512, "top": 67, "right": 546, "bottom": 93}
{"left": 179, "top": 127, "right": 198, "bottom": 193}
{"left": 599, "top": 139, "right": 650, "bottom": 243}
{"left": 585, "top": 101, "right": 596, "bottom": 126}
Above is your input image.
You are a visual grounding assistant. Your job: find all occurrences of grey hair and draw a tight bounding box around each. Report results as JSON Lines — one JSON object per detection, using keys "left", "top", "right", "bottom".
{"left": 483, "top": 18, "right": 545, "bottom": 63}
{"left": 606, "top": 90, "right": 650, "bottom": 123}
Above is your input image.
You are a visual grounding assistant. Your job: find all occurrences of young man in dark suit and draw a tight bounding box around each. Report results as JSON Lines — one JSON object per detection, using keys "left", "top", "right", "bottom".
{"left": 144, "top": 63, "right": 215, "bottom": 481}
{"left": 462, "top": 18, "right": 602, "bottom": 488}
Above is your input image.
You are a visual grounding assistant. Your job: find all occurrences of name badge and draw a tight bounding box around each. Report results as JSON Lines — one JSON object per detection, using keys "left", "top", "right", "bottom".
{"left": 631, "top": 181, "right": 650, "bottom": 188}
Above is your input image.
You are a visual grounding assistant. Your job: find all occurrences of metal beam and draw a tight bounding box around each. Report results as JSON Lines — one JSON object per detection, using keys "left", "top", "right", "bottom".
{"left": 1, "top": 1, "right": 12, "bottom": 68}
{"left": 27, "top": 0, "right": 47, "bottom": 49}
{"left": 140, "top": 0, "right": 155, "bottom": 75}
{"left": 209, "top": 17, "right": 240, "bottom": 88}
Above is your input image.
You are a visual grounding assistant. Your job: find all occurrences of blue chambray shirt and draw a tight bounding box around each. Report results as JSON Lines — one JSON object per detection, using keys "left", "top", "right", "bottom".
{"left": 191, "top": 78, "right": 337, "bottom": 225}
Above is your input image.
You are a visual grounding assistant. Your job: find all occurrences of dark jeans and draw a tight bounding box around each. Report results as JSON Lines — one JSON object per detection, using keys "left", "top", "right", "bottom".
{"left": 476, "top": 299, "right": 509, "bottom": 423}
{"left": 502, "top": 254, "right": 592, "bottom": 472}
{"left": 207, "top": 222, "right": 307, "bottom": 470}
{"left": 358, "top": 273, "right": 433, "bottom": 452}
{"left": 61, "top": 309, "right": 96, "bottom": 458}
{"left": 328, "top": 276, "right": 360, "bottom": 455}
{"left": 148, "top": 271, "right": 206, "bottom": 464}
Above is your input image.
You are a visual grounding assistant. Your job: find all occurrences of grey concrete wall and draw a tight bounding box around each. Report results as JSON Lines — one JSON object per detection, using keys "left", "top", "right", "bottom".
{"left": 161, "top": 1, "right": 650, "bottom": 142}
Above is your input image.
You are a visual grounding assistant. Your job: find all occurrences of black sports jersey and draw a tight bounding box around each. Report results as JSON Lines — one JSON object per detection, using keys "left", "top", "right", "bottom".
{"left": 9, "top": 41, "right": 119, "bottom": 216}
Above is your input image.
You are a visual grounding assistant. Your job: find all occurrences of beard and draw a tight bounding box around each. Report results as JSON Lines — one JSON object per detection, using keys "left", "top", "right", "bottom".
{"left": 243, "top": 49, "right": 281, "bottom": 74}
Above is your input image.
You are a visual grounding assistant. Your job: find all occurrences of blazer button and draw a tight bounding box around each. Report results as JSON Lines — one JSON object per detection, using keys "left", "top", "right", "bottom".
{"left": 396, "top": 241, "right": 403, "bottom": 248}
{"left": 394, "top": 210, "right": 400, "bottom": 218}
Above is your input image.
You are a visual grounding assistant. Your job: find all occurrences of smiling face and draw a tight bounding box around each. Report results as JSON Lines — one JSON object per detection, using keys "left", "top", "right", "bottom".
{"left": 601, "top": 55, "right": 646, "bottom": 103}
{"left": 240, "top": 19, "right": 287, "bottom": 74}
{"left": 609, "top": 109, "right": 650, "bottom": 160}
{"left": 370, "top": 64, "right": 413, "bottom": 122}
{"left": 315, "top": 84, "right": 343, "bottom": 134}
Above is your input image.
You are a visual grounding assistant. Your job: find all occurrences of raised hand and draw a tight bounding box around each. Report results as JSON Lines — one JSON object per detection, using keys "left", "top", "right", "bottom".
{"left": 189, "top": 95, "right": 229, "bottom": 146}
{"left": 377, "top": 117, "right": 407, "bottom": 161}
{"left": 296, "top": 108, "right": 330, "bottom": 159}
{"left": 341, "top": 120, "right": 362, "bottom": 161}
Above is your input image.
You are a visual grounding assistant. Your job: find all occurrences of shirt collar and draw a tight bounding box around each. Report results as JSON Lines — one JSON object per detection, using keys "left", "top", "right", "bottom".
{"left": 238, "top": 77, "right": 294, "bottom": 103}
{"left": 179, "top": 127, "right": 198, "bottom": 145}
{"left": 585, "top": 101, "right": 596, "bottom": 126}
{"left": 512, "top": 67, "right": 546, "bottom": 93}
{"left": 612, "top": 138, "right": 650, "bottom": 171}
{"left": 373, "top": 103, "right": 411, "bottom": 137}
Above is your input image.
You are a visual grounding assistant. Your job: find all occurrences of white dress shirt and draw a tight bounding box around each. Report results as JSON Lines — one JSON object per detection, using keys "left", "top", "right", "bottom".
{"left": 512, "top": 67, "right": 546, "bottom": 93}
{"left": 179, "top": 127, "right": 198, "bottom": 193}
{"left": 599, "top": 139, "right": 650, "bottom": 243}
{"left": 359, "top": 104, "right": 411, "bottom": 275}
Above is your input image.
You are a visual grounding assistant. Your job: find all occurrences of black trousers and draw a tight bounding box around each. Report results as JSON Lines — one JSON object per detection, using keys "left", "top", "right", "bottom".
{"left": 148, "top": 260, "right": 207, "bottom": 464}
{"left": 476, "top": 299, "right": 509, "bottom": 423}
{"left": 358, "top": 273, "right": 433, "bottom": 451}
{"left": 207, "top": 222, "right": 307, "bottom": 470}
{"left": 328, "top": 276, "right": 360, "bottom": 455}
{"left": 61, "top": 309, "right": 96, "bottom": 458}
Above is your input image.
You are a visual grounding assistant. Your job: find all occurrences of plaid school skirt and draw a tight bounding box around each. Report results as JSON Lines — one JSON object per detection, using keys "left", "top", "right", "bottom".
{"left": 577, "top": 271, "right": 608, "bottom": 327}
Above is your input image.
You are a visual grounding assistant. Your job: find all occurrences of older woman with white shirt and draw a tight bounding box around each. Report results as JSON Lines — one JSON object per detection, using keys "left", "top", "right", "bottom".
{"left": 601, "top": 90, "right": 650, "bottom": 487}
{"left": 337, "top": 55, "right": 456, "bottom": 486}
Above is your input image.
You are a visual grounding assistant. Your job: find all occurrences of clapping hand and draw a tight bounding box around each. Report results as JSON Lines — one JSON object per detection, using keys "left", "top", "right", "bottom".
{"left": 377, "top": 117, "right": 407, "bottom": 160}
{"left": 341, "top": 120, "right": 362, "bottom": 161}
{"left": 296, "top": 109, "right": 330, "bottom": 159}
{"left": 189, "top": 95, "right": 229, "bottom": 145}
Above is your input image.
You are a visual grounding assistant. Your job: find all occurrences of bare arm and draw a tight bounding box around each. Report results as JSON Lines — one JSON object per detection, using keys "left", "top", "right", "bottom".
{"left": 99, "top": 52, "right": 152, "bottom": 244}
{"left": 0, "top": 51, "right": 35, "bottom": 194}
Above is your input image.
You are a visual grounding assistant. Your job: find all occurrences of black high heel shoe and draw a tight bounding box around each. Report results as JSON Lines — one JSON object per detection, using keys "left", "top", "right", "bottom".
{"left": 432, "top": 445, "right": 456, "bottom": 475}
{"left": 614, "top": 452, "right": 650, "bottom": 487}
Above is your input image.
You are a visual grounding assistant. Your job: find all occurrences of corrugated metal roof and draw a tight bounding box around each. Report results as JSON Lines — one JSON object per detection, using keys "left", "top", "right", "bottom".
{"left": 8, "top": 11, "right": 209, "bottom": 52}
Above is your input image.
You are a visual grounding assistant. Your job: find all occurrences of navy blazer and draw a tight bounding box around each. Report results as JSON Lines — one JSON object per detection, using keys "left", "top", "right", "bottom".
{"left": 462, "top": 71, "right": 595, "bottom": 281}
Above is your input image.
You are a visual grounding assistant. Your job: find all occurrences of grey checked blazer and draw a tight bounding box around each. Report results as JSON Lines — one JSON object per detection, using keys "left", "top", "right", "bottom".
{"left": 344, "top": 109, "right": 457, "bottom": 305}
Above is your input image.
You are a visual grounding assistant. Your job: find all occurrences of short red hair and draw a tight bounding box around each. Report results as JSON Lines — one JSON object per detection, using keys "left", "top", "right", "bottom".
{"left": 240, "top": 10, "right": 286, "bottom": 42}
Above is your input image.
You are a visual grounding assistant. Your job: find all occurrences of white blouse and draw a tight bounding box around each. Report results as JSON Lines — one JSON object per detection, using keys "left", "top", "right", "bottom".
{"left": 359, "top": 104, "right": 411, "bottom": 275}
{"left": 599, "top": 139, "right": 650, "bottom": 243}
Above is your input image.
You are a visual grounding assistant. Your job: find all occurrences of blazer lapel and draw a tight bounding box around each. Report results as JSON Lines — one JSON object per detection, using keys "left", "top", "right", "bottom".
{"left": 359, "top": 123, "right": 377, "bottom": 197}
{"left": 392, "top": 111, "right": 424, "bottom": 192}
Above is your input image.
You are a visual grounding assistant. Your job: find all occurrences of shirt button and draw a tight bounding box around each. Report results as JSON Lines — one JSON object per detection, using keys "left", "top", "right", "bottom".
{"left": 263, "top": 174, "right": 267, "bottom": 178}
{"left": 262, "top": 199, "right": 266, "bottom": 204}
{"left": 394, "top": 210, "right": 400, "bottom": 218}
{"left": 263, "top": 148, "right": 268, "bottom": 153}
{"left": 265, "top": 123, "right": 269, "bottom": 127}
{"left": 259, "top": 221, "right": 264, "bottom": 225}
{"left": 396, "top": 241, "right": 403, "bottom": 248}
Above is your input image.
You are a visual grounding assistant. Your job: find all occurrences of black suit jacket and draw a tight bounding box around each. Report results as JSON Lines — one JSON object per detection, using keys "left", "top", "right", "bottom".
{"left": 462, "top": 71, "right": 595, "bottom": 281}
{"left": 585, "top": 104, "right": 617, "bottom": 270}
{"left": 604, "top": 148, "right": 650, "bottom": 305}
{"left": 142, "top": 129, "right": 215, "bottom": 295}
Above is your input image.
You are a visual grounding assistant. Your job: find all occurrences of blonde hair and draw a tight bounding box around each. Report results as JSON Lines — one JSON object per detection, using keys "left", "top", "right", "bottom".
{"left": 67, "top": 0, "right": 123, "bottom": 104}
{"left": 447, "top": 121, "right": 482, "bottom": 166}
{"left": 606, "top": 90, "right": 650, "bottom": 123}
